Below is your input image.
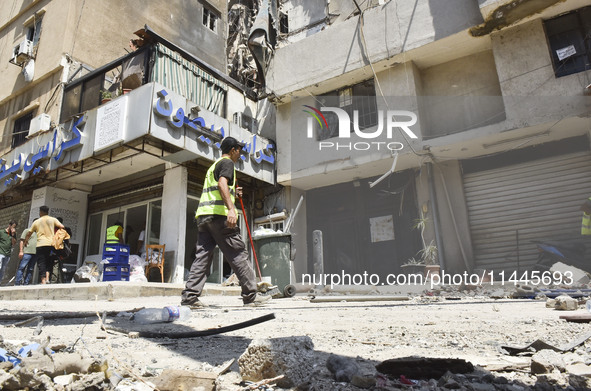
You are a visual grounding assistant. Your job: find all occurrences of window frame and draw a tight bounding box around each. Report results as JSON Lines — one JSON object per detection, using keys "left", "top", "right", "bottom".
{"left": 315, "top": 79, "right": 379, "bottom": 141}
{"left": 544, "top": 6, "right": 591, "bottom": 78}
{"left": 12, "top": 111, "right": 34, "bottom": 149}
{"left": 202, "top": 6, "right": 219, "bottom": 34}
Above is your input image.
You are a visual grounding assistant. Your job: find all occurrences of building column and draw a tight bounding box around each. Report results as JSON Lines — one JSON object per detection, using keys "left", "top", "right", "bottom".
{"left": 161, "top": 164, "right": 188, "bottom": 283}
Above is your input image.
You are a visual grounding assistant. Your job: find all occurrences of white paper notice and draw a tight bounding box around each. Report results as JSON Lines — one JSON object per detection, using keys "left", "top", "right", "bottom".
{"left": 370, "top": 215, "right": 395, "bottom": 243}
{"left": 556, "top": 45, "right": 576, "bottom": 61}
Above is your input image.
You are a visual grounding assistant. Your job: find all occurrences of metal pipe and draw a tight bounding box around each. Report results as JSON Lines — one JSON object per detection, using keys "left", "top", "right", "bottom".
{"left": 312, "top": 230, "right": 324, "bottom": 288}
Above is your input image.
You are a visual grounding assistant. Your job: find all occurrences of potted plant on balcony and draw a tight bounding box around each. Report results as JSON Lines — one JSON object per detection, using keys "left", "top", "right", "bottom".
{"left": 101, "top": 90, "right": 113, "bottom": 104}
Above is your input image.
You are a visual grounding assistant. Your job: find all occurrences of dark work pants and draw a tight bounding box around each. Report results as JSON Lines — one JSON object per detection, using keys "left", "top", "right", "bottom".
{"left": 36, "top": 246, "right": 55, "bottom": 281}
{"left": 182, "top": 215, "right": 257, "bottom": 304}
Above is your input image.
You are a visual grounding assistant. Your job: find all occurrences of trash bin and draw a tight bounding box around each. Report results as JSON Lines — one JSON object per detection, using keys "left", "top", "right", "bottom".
{"left": 253, "top": 233, "right": 295, "bottom": 297}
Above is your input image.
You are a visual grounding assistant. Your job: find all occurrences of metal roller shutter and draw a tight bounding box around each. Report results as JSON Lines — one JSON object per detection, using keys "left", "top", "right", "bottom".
{"left": 463, "top": 151, "right": 591, "bottom": 272}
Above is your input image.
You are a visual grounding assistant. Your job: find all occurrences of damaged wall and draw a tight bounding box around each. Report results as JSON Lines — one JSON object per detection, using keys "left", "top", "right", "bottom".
{"left": 267, "top": 0, "right": 484, "bottom": 97}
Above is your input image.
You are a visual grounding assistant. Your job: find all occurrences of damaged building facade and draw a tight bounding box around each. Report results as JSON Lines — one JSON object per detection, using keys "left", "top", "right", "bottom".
{"left": 257, "top": 0, "right": 591, "bottom": 279}
{"left": 0, "top": 0, "right": 276, "bottom": 284}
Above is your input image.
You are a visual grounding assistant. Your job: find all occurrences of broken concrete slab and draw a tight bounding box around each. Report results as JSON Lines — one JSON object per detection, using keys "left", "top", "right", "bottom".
{"left": 375, "top": 357, "right": 474, "bottom": 380}
{"left": 500, "top": 331, "right": 591, "bottom": 355}
{"left": 531, "top": 350, "right": 566, "bottom": 374}
{"left": 238, "top": 336, "right": 314, "bottom": 388}
{"left": 150, "top": 369, "right": 217, "bottom": 391}
{"left": 554, "top": 295, "right": 578, "bottom": 311}
{"left": 550, "top": 262, "right": 590, "bottom": 285}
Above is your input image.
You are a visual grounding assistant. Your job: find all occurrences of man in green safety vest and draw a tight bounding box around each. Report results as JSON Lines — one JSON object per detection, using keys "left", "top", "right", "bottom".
{"left": 106, "top": 221, "right": 124, "bottom": 244}
{"left": 181, "top": 136, "right": 270, "bottom": 308}
{"left": 581, "top": 198, "right": 591, "bottom": 235}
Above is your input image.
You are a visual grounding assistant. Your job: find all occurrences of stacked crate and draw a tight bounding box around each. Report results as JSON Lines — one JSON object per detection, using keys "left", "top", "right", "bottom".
{"left": 102, "top": 244, "right": 130, "bottom": 281}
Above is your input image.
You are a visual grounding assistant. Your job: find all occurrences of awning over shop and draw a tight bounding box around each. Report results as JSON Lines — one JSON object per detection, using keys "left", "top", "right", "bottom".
{"left": 152, "top": 43, "right": 228, "bottom": 116}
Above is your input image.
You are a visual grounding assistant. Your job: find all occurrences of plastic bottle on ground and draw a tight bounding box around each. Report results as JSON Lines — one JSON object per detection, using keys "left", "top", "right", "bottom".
{"left": 586, "top": 299, "right": 591, "bottom": 313}
{"left": 134, "top": 306, "right": 192, "bottom": 324}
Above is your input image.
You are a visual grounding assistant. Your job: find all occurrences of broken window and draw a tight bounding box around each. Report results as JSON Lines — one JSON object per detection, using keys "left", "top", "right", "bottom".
{"left": 279, "top": 12, "right": 288, "bottom": 34}
{"left": 27, "top": 16, "right": 43, "bottom": 46}
{"left": 203, "top": 7, "right": 218, "bottom": 33}
{"left": 544, "top": 6, "right": 591, "bottom": 78}
{"left": 316, "top": 79, "right": 379, "bottom": 141}
{"left": 12, "top": 112, "right": 34, "bottom": 148}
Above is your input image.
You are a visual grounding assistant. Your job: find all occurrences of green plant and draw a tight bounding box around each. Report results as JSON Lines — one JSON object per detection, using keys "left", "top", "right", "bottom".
{"left": 101, "top": 90, "right": 113, "bottom": 100}
{"left": 402, "top": 257, "right": 424, "bottom": 266}
{"left": 419, "top": 240, "right": 438, "bottom": 265}
{"left": 413, "top": 212, "right": 439, "bottom": 266}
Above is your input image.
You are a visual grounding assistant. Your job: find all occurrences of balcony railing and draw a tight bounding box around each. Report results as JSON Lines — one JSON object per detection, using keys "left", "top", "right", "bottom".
{"left": 59, "top": 27, "right": 251, "bottom": 123}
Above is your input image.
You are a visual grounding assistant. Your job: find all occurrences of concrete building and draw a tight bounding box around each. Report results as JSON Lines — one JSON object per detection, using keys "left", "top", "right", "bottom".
{"left": 265, "top": 0, "right": 591, "bottom": 280}
{"left": 0, "top": 0, "right": 276, "bottom": 285}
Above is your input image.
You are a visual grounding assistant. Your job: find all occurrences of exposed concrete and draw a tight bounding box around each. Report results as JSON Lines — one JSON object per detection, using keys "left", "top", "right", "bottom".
{"left": 491, "top": 19, "right": 591, "bottom": 126}
{"left": 268, "top": 0, "right": 484, "bottom": 97}
{"left": 419, "top": 50, "right": 505, "bottom": 139}
{"left": 471, "top": 0, "right": 564, "bottom": 37}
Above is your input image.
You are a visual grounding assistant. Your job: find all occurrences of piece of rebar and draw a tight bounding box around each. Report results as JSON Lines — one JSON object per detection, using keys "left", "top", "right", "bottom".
{"left": 313, "top": 230, "right": 324, "bottom": 288}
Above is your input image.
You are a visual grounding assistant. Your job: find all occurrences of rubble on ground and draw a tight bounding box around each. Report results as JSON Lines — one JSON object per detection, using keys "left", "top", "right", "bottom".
{"left": 1, "top": 278, "right": 591, "bottom": 390}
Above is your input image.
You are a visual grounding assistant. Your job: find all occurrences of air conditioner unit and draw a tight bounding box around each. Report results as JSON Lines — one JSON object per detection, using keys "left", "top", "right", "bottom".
{"left": 233, "top": 112, "right": 259, "bottom": 133}
{"left": 16, "top": 40, "right": 33, "bottom": 63}
{"left": 28, "top": 113, "right": 51, "bottom": 138}
{"left": 10, "top": 39, "right": 33, "bottom": 66}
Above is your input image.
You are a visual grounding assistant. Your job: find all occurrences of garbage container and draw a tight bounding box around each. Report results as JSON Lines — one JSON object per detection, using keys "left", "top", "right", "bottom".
{"left": 253, "top": 233, "right": 295, "bottom": 297}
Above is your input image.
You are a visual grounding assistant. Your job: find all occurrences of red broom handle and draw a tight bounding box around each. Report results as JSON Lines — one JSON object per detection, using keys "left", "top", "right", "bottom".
{"left": 239, "top": 196, "right": 262, "bottom": 279}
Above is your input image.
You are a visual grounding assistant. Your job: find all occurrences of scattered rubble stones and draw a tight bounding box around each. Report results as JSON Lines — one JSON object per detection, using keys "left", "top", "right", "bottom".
{"left": 238, "top": 336, "right": 315, "bottom": 388}
{"left": 554, "top": 295, "right": 578, "bottom": 311}
{"left": 531, "top": 350, "right": 566, "bottom": 374}
{"left": 326, "top": 354, "right": 360, "bottom": 382}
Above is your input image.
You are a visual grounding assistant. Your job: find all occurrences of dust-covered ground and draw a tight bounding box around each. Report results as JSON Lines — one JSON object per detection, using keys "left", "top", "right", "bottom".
{"left": 1, "top": 286, "right": 590, "bottom": 390}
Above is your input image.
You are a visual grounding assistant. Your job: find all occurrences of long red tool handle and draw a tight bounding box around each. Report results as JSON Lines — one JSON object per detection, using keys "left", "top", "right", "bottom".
{"left": 239, "top": 196, "right": 263, "bottom": 279}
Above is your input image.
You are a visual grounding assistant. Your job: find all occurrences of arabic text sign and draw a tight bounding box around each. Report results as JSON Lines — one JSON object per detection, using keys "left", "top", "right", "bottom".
{"left": 0, "top": 116, "right": 84, "bottom": 192}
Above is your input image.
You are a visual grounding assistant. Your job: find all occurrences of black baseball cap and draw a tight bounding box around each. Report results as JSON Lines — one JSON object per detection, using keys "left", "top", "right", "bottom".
{"left": 220, "top": 136, "right": 246, "bottom": 154}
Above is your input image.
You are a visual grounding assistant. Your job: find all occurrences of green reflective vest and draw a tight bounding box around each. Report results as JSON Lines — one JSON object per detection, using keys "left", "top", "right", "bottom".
{"left": 196, "top": 157, "right": 236, "bottom": 218}
{"left": 583, "top": 197, "right": 591, "bottom": 235}
{"left": 106, "top": 225, "right": 122, "bottom": 243}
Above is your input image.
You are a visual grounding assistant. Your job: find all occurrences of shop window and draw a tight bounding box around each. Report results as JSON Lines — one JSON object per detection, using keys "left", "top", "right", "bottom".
{"left": 316, "top": 79, "right": 378, "bottom": 141}
{"left": 12, "top": 112, "right": 33, "bottom": 148}
{"left": 203, "top": 7, "right": 218, "bottom": 33}
{"left": 544, "top": 6, "right": 591, "bottom": 78}
{"left": 85, "top": 200, "right": 161, "bottom": 257}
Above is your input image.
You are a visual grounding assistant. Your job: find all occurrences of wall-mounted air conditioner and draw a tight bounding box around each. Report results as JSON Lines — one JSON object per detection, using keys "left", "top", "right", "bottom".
{"left": 233, "top": 112, "right": 259, "bottom": 133}
{"left": 28, "top": 113, "right": 51, "bottom": 138}
{"left": 10, "top": 39, "right": 33, "bottom": 66}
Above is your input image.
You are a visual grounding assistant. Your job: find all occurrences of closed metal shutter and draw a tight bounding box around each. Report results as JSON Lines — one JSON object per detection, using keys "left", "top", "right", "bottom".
{"left": 463, "top": 151, "right": 591, "bottom": 272}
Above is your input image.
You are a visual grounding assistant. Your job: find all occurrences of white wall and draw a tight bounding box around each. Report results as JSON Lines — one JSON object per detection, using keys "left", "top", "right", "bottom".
{"left": 160, "top": 164, "right": 188, "bottom": 283}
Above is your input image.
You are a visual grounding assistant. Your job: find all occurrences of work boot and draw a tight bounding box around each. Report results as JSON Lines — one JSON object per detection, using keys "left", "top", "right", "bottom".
{"left": 181, "top": 297, "right": 208, "bottom": 309}
{"left": 243, "top": 293, "right": 272, "bottom": 307}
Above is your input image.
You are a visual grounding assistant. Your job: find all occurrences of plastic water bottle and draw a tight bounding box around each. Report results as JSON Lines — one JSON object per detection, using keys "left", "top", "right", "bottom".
{"left": 134, "top": 306, "right": 192, "bottom": 324}
{"left": 586, "top": 300, "right": 591, "bottom": 313}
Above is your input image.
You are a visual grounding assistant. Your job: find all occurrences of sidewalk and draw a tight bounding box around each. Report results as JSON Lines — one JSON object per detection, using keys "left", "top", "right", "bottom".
{"left": 0, "top": 282, "right": 242, "bottom": 301}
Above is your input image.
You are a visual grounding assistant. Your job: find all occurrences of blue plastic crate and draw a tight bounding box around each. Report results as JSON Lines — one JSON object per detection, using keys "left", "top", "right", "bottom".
{"left": 102, "top": 263, "right": 130, "bottom": 281}
{"left": 102, "top": 244, "right": 130, "bottom": 264}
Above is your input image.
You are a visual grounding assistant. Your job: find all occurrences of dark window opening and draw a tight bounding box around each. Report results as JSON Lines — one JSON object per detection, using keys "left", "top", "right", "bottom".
{"left": 279, "top": 12, "right": 289, "bottom": 34}
{"left": 12, "top": 112, "right": 34, "bottom": 148}
{"left": 544, "top": 6, "right": 591, "bottom": 78}
{"left": 316, "top": 79, "right": 378, "bottom": 141}
{"left": 26, "top": 17, "right": 43, "bottom": 47}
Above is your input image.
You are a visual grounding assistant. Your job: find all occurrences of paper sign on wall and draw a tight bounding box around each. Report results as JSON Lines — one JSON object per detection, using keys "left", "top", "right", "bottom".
{"left": 370, "top": 215, "right": 395, "bottom": 243}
